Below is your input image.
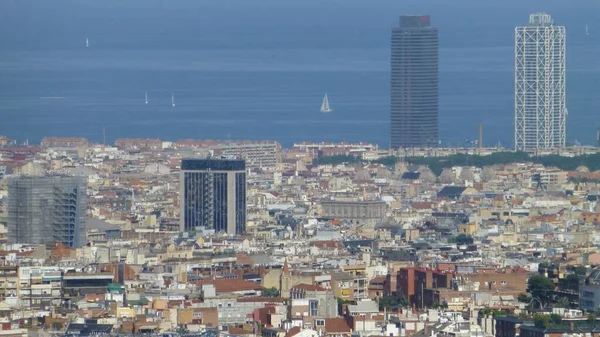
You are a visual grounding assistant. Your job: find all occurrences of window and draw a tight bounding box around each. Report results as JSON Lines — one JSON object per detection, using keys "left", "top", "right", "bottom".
{"left": 309, "top": 300, "right": 318, "bottom": 316}
{"left": 315, "top": 319, "right": 325, "bottom": 326}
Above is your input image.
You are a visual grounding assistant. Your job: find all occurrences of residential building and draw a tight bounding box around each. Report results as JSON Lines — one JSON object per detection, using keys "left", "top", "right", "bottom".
{"left": 179, "top": 158, "right": 246, "bottom": 235}
{"left": 579, "top": 284, "right": 600, "bottom": 311}
{"left": 215, "top": 141, "right": 280, "bottom": 170}
{"left": 40, "top": 137, "right": 89, "bottom": 148}
{"left": 391, "top": 15, "right": 439, "bottom": 149}
{"left": 7, "top": 175, "right": 87, "bottom": 247}
{"left": 320, "top": 200, "right": 387, "bottom": 227}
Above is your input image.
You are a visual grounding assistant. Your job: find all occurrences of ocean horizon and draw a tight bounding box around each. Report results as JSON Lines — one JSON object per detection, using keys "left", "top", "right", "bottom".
{"left": 0, "top": 0, "right": 598, "bottom": 148}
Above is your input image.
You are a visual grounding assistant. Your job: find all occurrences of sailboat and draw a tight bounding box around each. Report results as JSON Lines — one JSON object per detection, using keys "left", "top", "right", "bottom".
{"left": 586, "top": 24, "right": 590, "bottom": 36}
{"left": 85, "top": 38, "right": 89, "bottom": 48}
{"left": 171, "top": 93, "right": 176, "bottom": 107}
{"left": 320, "top": 93, "right": 332, "bottom": 113}
{"left": 145, "top": 91, "right": 148, "bottom": 105}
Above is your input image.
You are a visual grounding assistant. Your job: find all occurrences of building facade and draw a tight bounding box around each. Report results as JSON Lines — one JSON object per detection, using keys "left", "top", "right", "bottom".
{"left": 7, "top": 175, "right": 87, "bottom": 247}
{"left": 180, "top": 159, "right": 246, "bottom": 235}
{"left": 391, "top": 15, "right": 439, "bottom": 149}
{"left": 215, "top": 142, "right": 280, "bottom": 170}
{"left": 515, "top": 13, "right": 566, "bottom": 151}
{"left": 320, "top": 200, "right": 387, "bottom": 227}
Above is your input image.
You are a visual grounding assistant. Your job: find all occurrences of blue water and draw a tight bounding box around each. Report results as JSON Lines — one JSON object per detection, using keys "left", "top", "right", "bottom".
{"left": 0, "top": 0, "right": 599, "bottom": 148}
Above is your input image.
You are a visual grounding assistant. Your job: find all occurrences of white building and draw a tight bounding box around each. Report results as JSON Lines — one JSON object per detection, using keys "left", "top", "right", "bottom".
{"left": 515, "top": 13, "right": 566, "bottom": 151}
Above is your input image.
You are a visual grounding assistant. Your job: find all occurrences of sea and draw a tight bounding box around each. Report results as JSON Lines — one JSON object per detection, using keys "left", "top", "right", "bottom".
{"left": 0, "top": 0, "right": 599, "bottom": 148}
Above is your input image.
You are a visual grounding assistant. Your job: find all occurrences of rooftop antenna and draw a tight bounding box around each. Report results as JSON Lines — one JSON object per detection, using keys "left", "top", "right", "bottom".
{"left": 103, "top": 126, "right": 106, "bottom": 146}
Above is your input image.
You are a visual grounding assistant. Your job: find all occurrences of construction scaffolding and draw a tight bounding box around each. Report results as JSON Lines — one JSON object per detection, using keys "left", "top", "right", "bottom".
{"left": 7, "top": 175, "right": 87, "bottom": 248}
{"left": 515, "top": 13, "right": 566, "bottom": 151}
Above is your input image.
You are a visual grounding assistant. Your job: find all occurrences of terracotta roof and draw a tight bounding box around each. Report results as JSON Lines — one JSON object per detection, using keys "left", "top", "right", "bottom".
{"left": 237, "top": 253, "right": 253, "bottom": 265}
{"left": 369, "top": 276, "right": 387, "bottom": 283}
{"left": 227, "top": 327, "right": 253, "bottom": 335}
{"left": 237, "top": 297, "right": 284, "bottom": 303}
{"left": 325, "top": 318, "right": 351, "bottom": 334}
{"left": 197, "top": 279, "right": 262, "bottom": 293}
{"left": 292, "top": 283, "right": 325, "bottom": 292}
{"left": 311, "top": 241, "right": 344, "bottom": 250}
{"left": 286, "top": 327, "right": 302, "bottom": 337}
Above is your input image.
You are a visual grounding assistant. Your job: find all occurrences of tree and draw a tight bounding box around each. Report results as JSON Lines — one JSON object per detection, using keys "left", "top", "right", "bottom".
{"left": 533, "top": 314, "right": 550, "bottom": 329}
{"left": 527, "top": 275, "right": 555, "bottom": 308}
{"left": 556, "top": 296, "right": 570, "bottom": 309}
{"left": 378, "top": 295, "right": 409, "bottom": 311}
{"left": 453, "top": 234, "right": 474, "bottom": 245}
{"left": 549, "top": 313, "right": 562, "bottom": 325}
{"left": 261, "top": 287, "right": 280, "bottom": 298}
{"left": 517, "top": 293, "right": 531, "bottom": 303}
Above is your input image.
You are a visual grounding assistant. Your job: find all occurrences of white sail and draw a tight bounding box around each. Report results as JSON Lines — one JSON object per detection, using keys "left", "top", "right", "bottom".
{"left": 145, "top": 91, "right": 148, "bottom": 104}
{"left": 320, "top": 93, "right": 332, "bottom": 113}
{"left": 586, "top": 24, "right": 590, "bottom": 36}
{"left": 85, "top": 38, "right": 89, "bottom": 48}
{"left": 172, "top": 93, "right": 175, "bottom": 107}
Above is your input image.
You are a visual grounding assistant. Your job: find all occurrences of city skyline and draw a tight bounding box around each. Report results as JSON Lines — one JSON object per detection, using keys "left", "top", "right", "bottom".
{"left": 1, "top": 1, "right": 597, "bottom": 148}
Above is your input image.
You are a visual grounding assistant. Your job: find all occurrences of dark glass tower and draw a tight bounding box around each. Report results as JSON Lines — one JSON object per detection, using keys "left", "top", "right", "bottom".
{"left": 180, "top": 159, "right": 246, "bottom": 235}
{"left": 391, "top": 15, "right": 439, "bottom": 149}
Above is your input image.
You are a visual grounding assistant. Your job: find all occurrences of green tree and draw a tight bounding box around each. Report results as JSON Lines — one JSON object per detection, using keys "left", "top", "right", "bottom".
{"left": 533, "top": 314, "right": 550, "bottom": 329}
{"left": 517, "top": 293, "right": 531, "bottom": 303}
{"left": 378, "top": 295, "right": 409, "bottom": 311}
{"left": 575, "top": 266, "right": 588, "bottom": 276}
{"left": 556, "top": 296, "right": 570, "bottom": 309}
{"left": 527, "top": 275, "right": 555, "bottom": 308}
{"left": 261, "top": 287, "right": 280, "bottom": 298}
{"left": 453, "top": 234, "right": 474, "bottom": 245}
{"left": 549, "top": 313, "right": 562, "bottom": 325}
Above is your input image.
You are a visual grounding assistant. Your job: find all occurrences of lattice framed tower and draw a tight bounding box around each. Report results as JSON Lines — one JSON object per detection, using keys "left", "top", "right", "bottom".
{"left": 514, "top": 13, "right": 566, "bottom": 151}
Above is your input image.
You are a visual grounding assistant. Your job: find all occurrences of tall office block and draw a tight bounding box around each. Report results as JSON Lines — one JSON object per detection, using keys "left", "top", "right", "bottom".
{"left": 180, "top": 159, "right": 246, "bottom": 235}
{"left": 391, "top": 15, "right": 439, "bottom": 149}
{"left": 7, "top": 175, "right": 87, "bottom": 248}
{"left": 515, "top": 13, "right": 567, "bottom": 151}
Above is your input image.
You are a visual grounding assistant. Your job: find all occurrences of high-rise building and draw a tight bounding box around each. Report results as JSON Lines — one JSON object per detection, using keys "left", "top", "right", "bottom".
{"left": 390, "top": 15, "right": 439, "bottom": 149}
{"left": 180, "top": 158, "right": 246, "bottom": 235}
{"left": 7, "top": 175, "right": 87, "bottom": 247}
{"left": 515, "top": 13, "right": 567, "bottom": 151}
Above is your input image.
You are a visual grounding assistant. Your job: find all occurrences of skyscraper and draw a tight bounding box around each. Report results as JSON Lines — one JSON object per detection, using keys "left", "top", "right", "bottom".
{"left": 390, "top": 15, "right": 439, "bottom": 149}
{"left": 7, "top": 175, "right": 87, "bottom": 247}
{"left": 515, "top": 13, "right": 567, "bottom": 151}
{"left": 180, "top": 158, "right": 246, "bottom": 235}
